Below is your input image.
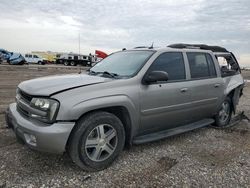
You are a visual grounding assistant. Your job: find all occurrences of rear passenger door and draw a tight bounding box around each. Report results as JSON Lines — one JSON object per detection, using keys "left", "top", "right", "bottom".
{"left": 186, "top": 52, "right": 224, "bottom": 121}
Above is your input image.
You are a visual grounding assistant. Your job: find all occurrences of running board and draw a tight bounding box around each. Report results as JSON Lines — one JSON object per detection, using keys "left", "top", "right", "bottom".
{"left": 133, "top": 118, "right": 214, "bottom": 144}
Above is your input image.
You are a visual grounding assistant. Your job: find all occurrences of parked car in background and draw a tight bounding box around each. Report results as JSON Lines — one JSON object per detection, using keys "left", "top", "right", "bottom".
{"left": 24, "top": 54, "right": 45, "bottom": 65}
{"left": 6, "top": 44, "right": 244, "bottom": 171}
{"left": 8, "top": 53, "right": 25, "bottom": 65}
{"left": 0, "top": 48, "right": 11, "bottom": 61}
{"left": 0, "top": 50, "right": 4, "bottom": 63}
{"left": 0, "top": 49, "right": 25, "bottom": 65}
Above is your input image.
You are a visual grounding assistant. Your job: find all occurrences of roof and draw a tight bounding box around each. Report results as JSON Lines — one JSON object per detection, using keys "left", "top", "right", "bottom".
{"left": 167, "top": 43, "right": 229, "bottom": 53}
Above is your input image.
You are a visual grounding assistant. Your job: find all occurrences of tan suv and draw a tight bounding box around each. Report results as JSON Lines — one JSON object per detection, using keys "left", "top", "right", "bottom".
{"left": 6, "top": 44, "right": 244, "bottom": 171}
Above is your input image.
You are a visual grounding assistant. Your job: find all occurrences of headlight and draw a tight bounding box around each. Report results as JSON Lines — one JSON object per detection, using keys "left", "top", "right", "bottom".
{"left": 33, "top": 98, "right": 50, "bottom": 109}
{"left": 30, "top": 98, "right": 59, "bottom": 123}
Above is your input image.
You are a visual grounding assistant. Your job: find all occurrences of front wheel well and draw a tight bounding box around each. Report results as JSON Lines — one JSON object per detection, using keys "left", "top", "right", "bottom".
{"left": 66, "top": 106, "right": 132, "bottom": 150}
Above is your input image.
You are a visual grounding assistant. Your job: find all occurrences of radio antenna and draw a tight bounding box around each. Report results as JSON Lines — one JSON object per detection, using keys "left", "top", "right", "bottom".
{"left": 149, "top": 42, "right": 154, "bottom": 49}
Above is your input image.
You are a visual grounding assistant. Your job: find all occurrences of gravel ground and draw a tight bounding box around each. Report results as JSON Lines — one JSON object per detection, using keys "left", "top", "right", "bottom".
{"left": 0, "top": 65, "right": 250, "bottom": 187}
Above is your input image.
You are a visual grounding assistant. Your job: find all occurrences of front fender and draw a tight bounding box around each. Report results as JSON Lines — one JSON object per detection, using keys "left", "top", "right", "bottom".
{"left": 57, "top": 95, "right": 139, "bottom": 139}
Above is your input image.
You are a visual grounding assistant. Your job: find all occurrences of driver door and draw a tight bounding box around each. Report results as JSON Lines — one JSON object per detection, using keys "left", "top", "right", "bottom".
{"left": 139, "top": 52, "right": 193, "bottom": 135}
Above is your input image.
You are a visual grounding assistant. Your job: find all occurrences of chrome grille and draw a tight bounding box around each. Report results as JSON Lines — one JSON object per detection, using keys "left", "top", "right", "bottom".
{"left": 17, "top": 89, "right": 32, "bottom": 103}
{"left": 16, "top": 103, "right": 29, "bottom": 117}
{"left": 16, "top": 89, "right": 32, "bottom": 117}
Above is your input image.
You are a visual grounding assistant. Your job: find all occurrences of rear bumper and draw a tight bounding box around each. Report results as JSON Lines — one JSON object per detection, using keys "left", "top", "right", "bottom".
{"left": 6, "top": 103, "right": 75, "bottom": 153}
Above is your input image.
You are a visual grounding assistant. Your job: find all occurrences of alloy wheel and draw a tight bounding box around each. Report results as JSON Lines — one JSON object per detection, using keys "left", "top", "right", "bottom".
{"left": 218, "top": 101, "right": 230, "bottom": 123}
{"left": 85, "top": 124, "right": 118, "bottom": 162}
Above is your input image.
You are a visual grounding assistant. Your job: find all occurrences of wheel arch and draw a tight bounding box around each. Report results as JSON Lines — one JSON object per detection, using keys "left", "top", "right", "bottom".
{"left": 66, "top": 105, "right": 135, "bottom": 151}
{"left": 226, "top": 84, "right": 244, "bottom": 113}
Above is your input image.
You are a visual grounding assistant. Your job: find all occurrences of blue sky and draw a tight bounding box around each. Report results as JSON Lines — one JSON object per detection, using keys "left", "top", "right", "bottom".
{"left": 0, "top": 0, "right": 249, "bottom": 65}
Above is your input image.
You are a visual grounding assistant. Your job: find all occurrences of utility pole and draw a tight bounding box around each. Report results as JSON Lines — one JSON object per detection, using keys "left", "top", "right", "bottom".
{"left": 78, "top": 33, "right": 80, "bottom": 55}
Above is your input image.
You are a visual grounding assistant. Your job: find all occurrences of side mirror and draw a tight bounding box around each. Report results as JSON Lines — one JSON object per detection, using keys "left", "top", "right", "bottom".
{"left": 143, "top": 71, "right": 168, "bottom": 84}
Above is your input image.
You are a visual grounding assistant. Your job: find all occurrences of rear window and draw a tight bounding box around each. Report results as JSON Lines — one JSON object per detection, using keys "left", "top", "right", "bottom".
{"left": 187, "top": 52, "right": 216, "bottom": 79}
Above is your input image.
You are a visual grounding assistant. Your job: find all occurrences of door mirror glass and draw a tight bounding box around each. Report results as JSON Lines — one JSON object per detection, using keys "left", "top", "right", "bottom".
{"left": 143, "top": 71, "right": 168, "bottom": 84}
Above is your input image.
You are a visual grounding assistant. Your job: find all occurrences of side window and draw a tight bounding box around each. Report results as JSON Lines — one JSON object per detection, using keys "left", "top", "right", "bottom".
{"left": 206, "top": 54, "right": 216, "bottom": 76}
{"left": 33, "top": 55, "right": 38, "bottom": 58}
{"left": 216, "top": 55, "right": 239, "bottom": 76}
{"left": 187, "top": 52, "right": 216, "bottom": 79}
{"left": 28, "top": 54, "right": 32, "bottom": 58}
{"left": 148, "top": 52, "right": 185, "bottom": 81}
{"left": 25, "top": 54, "right": 28, "bottom": 57}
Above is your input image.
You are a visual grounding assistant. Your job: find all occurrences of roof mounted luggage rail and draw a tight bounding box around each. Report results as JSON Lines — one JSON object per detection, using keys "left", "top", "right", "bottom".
{"left": 134, "top": 46, "right": 150, "bottom": 49}
{"left": 168, "top": 43, "right": 229, "bottom": 53}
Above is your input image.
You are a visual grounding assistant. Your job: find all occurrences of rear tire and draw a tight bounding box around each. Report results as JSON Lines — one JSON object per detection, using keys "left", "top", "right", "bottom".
{"left": 68, "top": 111, "right": 125, "bottom": 171}
{"left": 64, "top": 61, "right": 69, "bottom": 66}
{"left": 70, "top": 61, "right": 76, "bottom": 66}
{"left": 214, "top": 97, "right": 232, "bottom": 127}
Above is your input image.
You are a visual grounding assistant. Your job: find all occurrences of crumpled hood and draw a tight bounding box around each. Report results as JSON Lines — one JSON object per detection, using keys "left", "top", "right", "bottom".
{"left": 9, "top": 53, "right": 21, "bottom": 60}
{"left": 18, "top": 74, "right": 109, "bottom": 96}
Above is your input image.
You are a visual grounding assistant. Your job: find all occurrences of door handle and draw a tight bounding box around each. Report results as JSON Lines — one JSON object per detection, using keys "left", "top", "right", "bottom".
{"left": 180, "top": 88, "right": 188, "bottom": 93}
{"left": 214, "top": 84, "right": 220, "bottom": 88}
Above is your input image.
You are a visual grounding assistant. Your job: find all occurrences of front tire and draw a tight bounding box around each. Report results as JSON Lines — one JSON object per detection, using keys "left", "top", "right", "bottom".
{"left": 214, "top": 97, "right": 232, "bottom": 127}
{"left": 68, "top": 111, "right": 125, "bottom": 171}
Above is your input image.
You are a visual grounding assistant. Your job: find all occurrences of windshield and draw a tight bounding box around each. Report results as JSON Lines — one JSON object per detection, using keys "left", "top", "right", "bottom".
{"left": 90, "top": 50, "right": 154, "bottom": 77}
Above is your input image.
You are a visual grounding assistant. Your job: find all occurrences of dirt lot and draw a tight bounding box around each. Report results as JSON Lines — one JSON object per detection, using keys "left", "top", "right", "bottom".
{"left": 0, "top": 65, "right": 250, "bottom": 187}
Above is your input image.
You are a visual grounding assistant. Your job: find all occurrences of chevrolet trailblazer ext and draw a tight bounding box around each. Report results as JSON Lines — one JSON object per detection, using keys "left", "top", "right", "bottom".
{"left": 6, "top": 44, "right": 244, "bottom": 171}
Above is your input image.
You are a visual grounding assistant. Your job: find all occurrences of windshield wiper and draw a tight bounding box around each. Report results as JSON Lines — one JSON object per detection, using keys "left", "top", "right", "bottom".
{"left": 89, "top": 70, "right": 119, "bottom": 78}
{"left": 88, "top": 70, "right": 96, "bottom": 75}
{"left": 102, "top": 71, "right": 119, "bottom": 78}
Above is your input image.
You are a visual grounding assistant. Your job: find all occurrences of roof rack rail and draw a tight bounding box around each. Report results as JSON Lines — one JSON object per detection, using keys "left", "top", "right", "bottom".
{"left": 134, "top": 46, "right": 149, "bottom": 49}
{"left": 167, "top": 43, "right": 229, "bottom": 53}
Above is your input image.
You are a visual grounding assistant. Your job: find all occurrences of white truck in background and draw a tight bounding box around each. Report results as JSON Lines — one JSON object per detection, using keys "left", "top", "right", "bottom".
{"left": 24, "top": 54, "right": 45, "bottom": 65}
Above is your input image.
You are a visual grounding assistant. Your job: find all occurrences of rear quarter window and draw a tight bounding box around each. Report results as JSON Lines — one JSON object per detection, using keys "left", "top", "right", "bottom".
{"left": 206, "top": 54, "right": 217, "bottom": 77}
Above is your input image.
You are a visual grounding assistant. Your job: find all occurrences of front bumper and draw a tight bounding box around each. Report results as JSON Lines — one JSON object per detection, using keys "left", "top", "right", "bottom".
{"left": 6, "top": 103, "right": 75, "bottom": 153}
